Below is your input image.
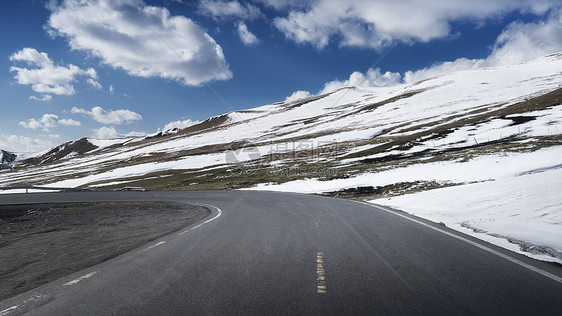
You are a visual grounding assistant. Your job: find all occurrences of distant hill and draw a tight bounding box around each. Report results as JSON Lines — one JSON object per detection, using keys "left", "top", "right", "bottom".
{"left": 1, "top": 150, "right": 16, "bottom": 165}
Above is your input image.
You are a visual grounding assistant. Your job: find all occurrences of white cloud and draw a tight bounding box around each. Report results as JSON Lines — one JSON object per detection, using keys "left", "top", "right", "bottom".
{"left": 273, "top": 0, "right": 559, "bottom": 49}
{"left": 71, "top": 106, "right": 142, "bottom": 125}
{"left": 403, "top": 58, "right": 486, "bottom": 84}
{"left": 161, "top": 119, "right": 198, "bottom": 131}
{"left": 58, "top": 119, "right": 82, "bottom": 127}
{"left": 10, "top": 48, "right": 52, "bottom": 66}
{"left": 29, "top": 95, "right": 53, "bottom": 102}
{"left": 9, "top": 47, "right": 97, "bottom": 97}
{"left": 87, "top": 78, "right": 102, "bottom": 89}
{"left": 109, "top": 84, "right": 115, "bottom": 94}
{"left": 198, "top": 0, "right": 262, "bottom": 20}
{"left": 47, "top": 0, "right": 232, "bottom": 86}
{"left": 92, "top": 127, "right": 145, "bottom": 139}
{"left": 237, "top": 21, "right": 259, "bottom": 45}
{"left": 0, "top": 135, "right": 54, "bottom": 153}
{"left": 125, "top": 131, "right": 147, "bottom": 137}
{"left": 285, "top": 90, "right": 311, "bottom": 102}
{"left": 18, "top": 114, "right": 81, "bottom": 132}
{"left": 404, "top": 10, "right": 562, "bottom": 83}
{"left": 93, "top": 126, "right": 119, "bottom": 139}
{"left": 321, "top": 68, "right": 402, "bottom": 94}
{"left": 317, "top": 10, "right": 562, "bottom": 93}
{"left": 486, "top": 11, "right": 562, "bottom": 66}
{"left": 255, "top": 0, "right": 306, "bottom": 10}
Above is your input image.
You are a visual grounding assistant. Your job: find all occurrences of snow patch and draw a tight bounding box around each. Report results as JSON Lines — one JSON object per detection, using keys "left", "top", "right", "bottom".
{"left": 373, "top": 167, "right": 562, "bottom": 264}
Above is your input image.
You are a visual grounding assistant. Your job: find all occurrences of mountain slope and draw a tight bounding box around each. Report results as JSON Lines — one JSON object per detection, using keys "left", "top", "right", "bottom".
{"left": 2, "top": 53, "right": 561, "bottom": 190}
{"left": 18, "top": 138, "right": 98, "bottom": 166}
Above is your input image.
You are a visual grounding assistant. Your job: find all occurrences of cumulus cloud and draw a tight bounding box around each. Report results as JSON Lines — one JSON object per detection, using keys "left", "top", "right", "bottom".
{"left": 92, "top": 127, "right": 145, "bottom": 139}
{"left": 87, "top": 78, "right": 102, "bottom": 89}
{"left": 71, "top": 106, "right": 142, "bottom": 125}
{"left": 404, "top": 11, "right": 562, "bottom": 83}
{"left": 198, "top": 0, "right": 262, "bottom": 20}
{"left": 58, "top": 119, "right": 82, "bottom": 127}
{"left": 403, "top": 58, "right": 486, "bottom": 84}
{"left": 486, "top": 11, "right": 562, "bottom": 66}
{"left": 161, "top": 119, "right": 199, "bottom": 131}
{"left": 237, "top": 21, "right": 259, "bottom": 45}
{"left": 19, "top": 114, "right": 57, "bottom": 130}
{"left": 18, "top": 114, "right": 81, "bottom": 132}
{"left": 0, "top": 135, "right": 55, "bottom": 153}
{"left": 316, "top": 10, "right": 562, "bottom": 93}
{"left": 9, "top": 47, "right": 97, "bottom": 99}
{"left": 93, "top": 126, "right": 119, "bottom": 139}
{"left": 47, "top": 0, "right": 232, "bottom": 86}
{"left": 125, "top": 131, "right": 147, "bottom": 137}
{"left": 273, "top": 0, "right": 558, "bottom": 49}
{"left": 285, "top": 90, "right": 311, "bottom": 102}
{"left": 320, "top": 68, "right": 402, "bottom": 94}
{"left": 255, "top": 0, "right": 307, "bottom": 10}
{"left": 29, "top": 95, "right": 53, "bottom": 102}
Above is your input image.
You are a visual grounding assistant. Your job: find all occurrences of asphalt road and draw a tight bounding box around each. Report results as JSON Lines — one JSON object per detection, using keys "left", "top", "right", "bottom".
{"left": 1, "top": 190, "right": 561, "bottom": 315}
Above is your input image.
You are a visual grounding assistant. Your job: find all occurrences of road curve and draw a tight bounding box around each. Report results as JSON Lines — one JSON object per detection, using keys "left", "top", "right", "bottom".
{"left": 1, "top": 190, "right": 561, "bottom": 315}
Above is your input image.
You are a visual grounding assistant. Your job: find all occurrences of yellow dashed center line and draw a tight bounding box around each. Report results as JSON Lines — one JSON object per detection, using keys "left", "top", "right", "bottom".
{"left": 316, "top": 252, "right": 327, "bottom": 294}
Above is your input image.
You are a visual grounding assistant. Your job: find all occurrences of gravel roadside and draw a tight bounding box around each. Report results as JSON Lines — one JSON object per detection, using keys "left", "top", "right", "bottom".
{"left": 0, "top": 201, "right": 210, "bottom": 301}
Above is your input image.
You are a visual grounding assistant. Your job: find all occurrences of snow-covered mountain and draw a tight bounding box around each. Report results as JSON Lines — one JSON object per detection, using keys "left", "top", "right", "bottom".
{"left": 1, "top": 53, "right": 561, "bottom": 263}
{"left": 17, "top": 138, "right": 98, "bottom": 166}
{"left": 4, "top": 53, "right": 561, "bottom": 189}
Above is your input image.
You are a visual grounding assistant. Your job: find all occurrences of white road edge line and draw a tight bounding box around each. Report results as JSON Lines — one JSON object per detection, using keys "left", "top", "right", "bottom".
{"left": 144, "top": 241, "right": 166, "bottom": 251}
{"left": 0, "top": 306, "right": 18, "bottom": 316}
{"left": 355, "top": 201, "right": 562, "bottom": 284}
{"left": 63, "top": 271, "right": 99, "bottom": 287}
{"left": 178, "top": 205, "right": 223, "bottom": 236}
{"left": 0, "top": 294, "right": 44, "bottom": 316}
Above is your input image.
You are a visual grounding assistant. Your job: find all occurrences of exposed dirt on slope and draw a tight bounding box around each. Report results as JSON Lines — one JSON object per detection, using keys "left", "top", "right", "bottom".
{"left": 0, "top": 202, "right": 210, "bottom": 301}
{"left": 21, "top": 138, "right": 98, "bottom": 166}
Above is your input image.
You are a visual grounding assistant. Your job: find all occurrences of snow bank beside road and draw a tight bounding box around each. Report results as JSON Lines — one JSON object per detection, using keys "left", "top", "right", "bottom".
{"left": 372, "top": 166, "right": 562, "bottom": 264}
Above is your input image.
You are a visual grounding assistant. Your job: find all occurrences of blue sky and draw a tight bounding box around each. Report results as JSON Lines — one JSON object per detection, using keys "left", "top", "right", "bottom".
{"left": 1, "top": 0, "right": 561, "bottom": 153}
